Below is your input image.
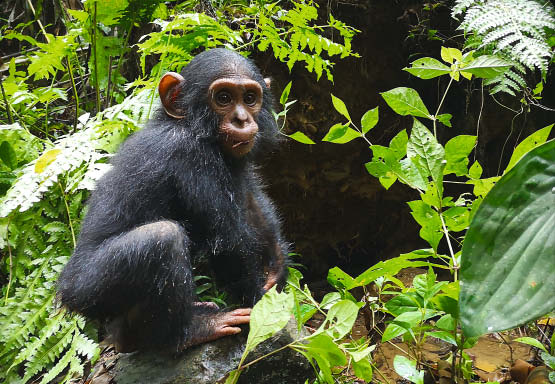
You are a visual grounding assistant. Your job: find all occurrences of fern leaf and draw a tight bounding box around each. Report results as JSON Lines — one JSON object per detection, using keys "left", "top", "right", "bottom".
{"left": 453, "top": 0, "right": 555, "bottom": 93}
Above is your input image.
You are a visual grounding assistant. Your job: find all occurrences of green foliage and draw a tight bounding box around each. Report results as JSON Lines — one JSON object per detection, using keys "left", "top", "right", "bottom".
{"left": 453, "top": 0, "right": 555, "bottom": 94}
{"left": 137, "top": 1, "right": 357, "bottom": 82}
{"left": 226, "top": 268, "right": 373, "bottom": 384}
{"left": 460, "top": 140, "right": 555, "bottom": 338}
{"left": 319, "top": 42, "right": 554, "bottom": 380}
{"left": 0, "top": 90, "right": 149, "bottom": 382}
{"left": 394, "top": 355, "right": 424, "bottom": 384}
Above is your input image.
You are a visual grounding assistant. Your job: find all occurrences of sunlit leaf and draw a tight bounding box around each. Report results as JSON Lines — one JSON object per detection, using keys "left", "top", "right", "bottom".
{"left": 288, "top": 131, "right": 315, "bottom": 144}
{"left": 505, "top": 124, "right": 552, "bottom": 173}
{"left": 245, "top": 287, "right": 293, "bottom": 354}
{"left": 361, "top": 107, "right": 378, "bottom": 134}
{"left": 444, "top": 135, "right": 476, "bottom": 176}
{"left": 280, "top": 81, "right": 293, "bottom": 105}
{"left": 381, "top": 88, "right": 431, "bottom": 119}
{"left": 331, "top": 94, "right": 350, "bottom": 120}
{"left": 403, "top": 57, "right": 451, "bottom": 79}
{"left": 441, "top": 47, "right": 462, "bottom": 64}
{"left": 394, "top": 356, "right": 424, "bottom": 384}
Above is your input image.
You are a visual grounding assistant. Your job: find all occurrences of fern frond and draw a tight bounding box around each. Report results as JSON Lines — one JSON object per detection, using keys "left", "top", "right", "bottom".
{"left": 453, "top": 0, "right": 555, "bottom": 93}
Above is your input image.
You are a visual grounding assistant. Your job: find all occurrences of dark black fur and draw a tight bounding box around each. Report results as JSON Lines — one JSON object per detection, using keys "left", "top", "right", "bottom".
{"left": 57, "top": 49, "right": 289, "bottom": 350}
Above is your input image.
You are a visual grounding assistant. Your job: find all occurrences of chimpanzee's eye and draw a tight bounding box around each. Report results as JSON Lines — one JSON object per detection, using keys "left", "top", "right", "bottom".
{"left": 215, "top": 91, "right": 232, "bottom": 106}
{"left": 244, "top": 91, "right": 257, "bottom": 106}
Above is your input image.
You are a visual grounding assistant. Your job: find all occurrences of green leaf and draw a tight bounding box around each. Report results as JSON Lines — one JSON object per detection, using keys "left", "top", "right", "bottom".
{"left": 467, "top": 176, "right": 500, "bottom": 198}
{"left": 0, "top": 141, "right": 17, "bottom": 170}
{"left": 288, "top": 131, "right": 315, "bottom": 144}
{"left": 441, "top": 47, "right": 462, "bottom": 64}
{"left": 468, "top": 161, "right": 483, "bottom": 179}
{"left": 541, "top": 351, "right": 555, "bottom": 370}
{"left": 332, "top": 128, "right": 361, "bottom": 144}
{"left": 436, "top": 113, "right": 452, "bottom": 127}
{"left": 245, "top": 287, "right": 293, "bottom": 354}
{"left": 280, "top": 81, "right": 293, "bottom": 105}
{"left": 436, "top": 314, "right": 456, "bottom": 331}
{"left": 352, "top": 357, "right": 373, "bottom": 381}
{"left": 514, "top": 337, "right": 548, "bottom": 353}
{"left": 505, "top": 125, "right": 553, "bottom": 173}
{"left": 403, "top": 57, "right": 451, "bottom": 79}
{"left": 461, "top": 55, "right": 511, "bottom": 79}
{"left": 320, "top": 292, "right": 341, "bottom": 310}
{"left": 381, "top": 87, "right": 431, "bottom": 119}
{"left": 444, "top": 135, "right": 476, "bottom": 176}
{"left": 390, "top": 129, "right": 408, "bottom": 159}
{"left": 386, "top": 292, "right": 422, "bottom": 316}
{"left": 361, "top": 107, "right": 379, "bottom": 134}
{"left": 351, "top": 254, "right": 439, "bottom": 289}
{"left": 293, "top": 304, "right": 317, "bottom": 324}
{"left": 460, "top": 141, "right": 555, "bottom": 338}
{"left": 408, "top": 200, "right": 443, "bottom": 250}
{"left": 322, "top": 124, "right": 360, "bottom": 143}
{"left": 427, "top": 331, "right": 457, "bottom": 346}
{"left": 327, "top": 267, "right": 355, "bottom": 290}
{"left": 443, "top": 206, "right": 470, "bottom": 232}
{"left": 300, "top": 333, "right": 347, "bottom": 383}
{"left": 393, "top": 355, "right": 424, "bottom": 384}
{"left": 323, "top": 300, "right": 359, "bottom": 339}
{"left": 407, "top": 119, "right": 446, "bottom": 193}
{"left": 331, "top": 94, "right": 350, "bottom": 121}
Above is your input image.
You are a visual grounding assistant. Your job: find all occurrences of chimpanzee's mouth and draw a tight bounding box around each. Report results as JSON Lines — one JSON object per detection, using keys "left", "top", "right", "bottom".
{"left": 232, "top": 140, "right": 251, "bottom": 149}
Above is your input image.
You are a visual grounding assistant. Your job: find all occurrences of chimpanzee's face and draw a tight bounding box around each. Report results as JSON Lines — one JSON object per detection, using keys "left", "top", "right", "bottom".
{"left": 209, "top": 76, "right": 263, "bottom": 158}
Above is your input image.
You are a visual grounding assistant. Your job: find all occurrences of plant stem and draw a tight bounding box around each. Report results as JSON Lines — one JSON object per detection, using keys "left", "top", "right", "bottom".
{"left": 370, "top": 361, "right": 393, "bottom": 384}
{"left": 105, "top": 55, "right": 113, "bottom": 109}
{"left": 59, "top": 182, "right": 77, "bottom": 247}
{"left": 433, "top": 76, "right": 454, "bottom": 137}
{"left": 66, "top": 56, "right": 80, "bottom": 131}
{"left": 0, "top": 76, "right": 14, "bottom": 124}
{"left": 439, "top": 212, "right": 457, "bottom": 279}
{"left": 4, "top": 217, "right": 13, "bottom": 304}
{"left": 26, "top": 0, "right": 50, "bottom": 43}
{"left": 92, "top": 1, "right": 101, "bottom": 114}
{"left": 240, "top": 341, "right": 296, "bottom": 370}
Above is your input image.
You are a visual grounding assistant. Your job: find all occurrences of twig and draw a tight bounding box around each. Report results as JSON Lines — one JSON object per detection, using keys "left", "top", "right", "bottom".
{"left": 0, "top": 75, "right": 14, "bottom": 123}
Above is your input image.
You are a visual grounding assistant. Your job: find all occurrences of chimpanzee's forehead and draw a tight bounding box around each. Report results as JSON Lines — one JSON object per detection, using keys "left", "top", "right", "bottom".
{"left": 183, "top": 48, "right": 264, "bottom": 85}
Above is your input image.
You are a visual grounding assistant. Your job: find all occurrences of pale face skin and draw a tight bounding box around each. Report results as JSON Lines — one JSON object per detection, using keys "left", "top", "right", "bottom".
{"left": 209, "top": 77, "right": 263, "bottom": 158}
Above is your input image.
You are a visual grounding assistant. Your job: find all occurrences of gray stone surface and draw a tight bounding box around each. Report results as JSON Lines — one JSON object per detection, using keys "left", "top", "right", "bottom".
{"left": 112, "top": 320, "right": 314, "bottom": 384}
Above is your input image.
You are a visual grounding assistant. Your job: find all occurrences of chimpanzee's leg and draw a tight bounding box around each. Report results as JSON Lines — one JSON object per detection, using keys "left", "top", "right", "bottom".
{"left": 58, "top": 220, "right": 250, "bottom": 351}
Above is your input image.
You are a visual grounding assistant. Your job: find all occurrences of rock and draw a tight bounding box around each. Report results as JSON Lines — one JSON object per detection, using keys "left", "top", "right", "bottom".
{"left": 111, "top": 319, "right": 314, "bottom": 384}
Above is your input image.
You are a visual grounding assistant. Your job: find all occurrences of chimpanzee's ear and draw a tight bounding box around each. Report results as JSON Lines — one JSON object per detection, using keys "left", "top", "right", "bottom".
{"left": 264, "top": 77, "right": 271, "bottom": 89}
{"left": 159, "top": 72, "right": 186, "bottom": 119}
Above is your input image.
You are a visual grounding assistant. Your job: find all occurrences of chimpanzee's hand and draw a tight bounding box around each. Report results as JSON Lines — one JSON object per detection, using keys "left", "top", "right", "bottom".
{"left": 180, "top": 308, "right": 251, "bottom": 351}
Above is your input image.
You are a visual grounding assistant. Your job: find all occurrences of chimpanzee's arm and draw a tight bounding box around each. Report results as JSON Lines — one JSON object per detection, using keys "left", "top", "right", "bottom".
{"left": 248, "top": 182, "right": 289, "bottom": 291}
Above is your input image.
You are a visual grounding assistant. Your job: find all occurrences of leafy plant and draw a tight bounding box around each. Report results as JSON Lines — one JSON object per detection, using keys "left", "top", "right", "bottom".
{"left": 226, "top": 268, "right": 373, "bottom": 384}
{"left": 453, "top": 0, "right": 555, "bottom": 94}
{"left": 316, "top": 44, "right": 554, "bottom": 380}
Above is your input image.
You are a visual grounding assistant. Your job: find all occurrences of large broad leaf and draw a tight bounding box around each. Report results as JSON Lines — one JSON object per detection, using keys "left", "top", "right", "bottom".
{"left": 460, "top": 140, "right": 555, "bottom": 338}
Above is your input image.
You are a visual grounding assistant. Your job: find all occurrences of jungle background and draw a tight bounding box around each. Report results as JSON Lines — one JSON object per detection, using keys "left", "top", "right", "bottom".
{"left": 0, "top": 0, "right": 554, "bottom": 383}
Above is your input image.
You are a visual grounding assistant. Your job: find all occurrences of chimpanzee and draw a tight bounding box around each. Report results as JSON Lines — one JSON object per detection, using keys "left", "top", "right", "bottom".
{"left": 57, "top": 48, "right": 289, "bottom": 352}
